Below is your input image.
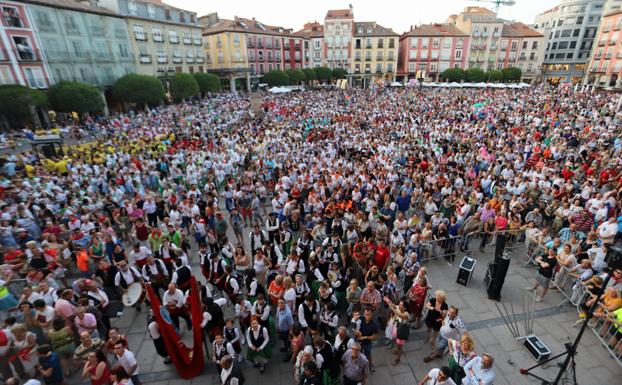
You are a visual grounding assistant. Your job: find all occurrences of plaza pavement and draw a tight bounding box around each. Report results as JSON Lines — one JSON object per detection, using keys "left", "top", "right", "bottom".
{"left": 65, "top": 227, "right": 622, "bottom": 385}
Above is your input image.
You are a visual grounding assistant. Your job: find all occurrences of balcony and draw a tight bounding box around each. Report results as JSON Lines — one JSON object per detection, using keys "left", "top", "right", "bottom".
{"left": 473, "top": 31, "right": 481, "bottom": 37}
{"left": 598, "top": 41, "right": 606, "bottom": 46}
{"left": 354, "top": 68, "right": 360, "bottom": 73}
{"left": 157, "top": 55, "right": 168, "bottom": 63}
{"left": 493, "top": 32, "right": 501, "bottom": 38}
{"left": 294, "top": 44, "right": 301, "bottom": 50}
{"left": 187, "top": 56, "right": 194, "bottom": 63}
{"left": 377, "top": 43, "right": 384, "bottom": 49}
{"left": 518, "top": 56, "right": 526, "bottom": 61}
{"left": 481, "top": 32, "right": 489, "bottom": 37}
{"left": 364, "top": 68, "right": 371, "bottom": 73}
{"left": 134, "top": 32, "right": 147, "bottom": 41}
{"left": 295, "top": 57, "right": 301, "bottom": 62}
{"left": 365, "top": 56, "right": 371, "bottom": 61}
{"left": 247, "top": 41, "right": 254, "bottom": 48}
{"left": 258, "top": 42, "right": 265, "bottom": 49}
{"left": 605, "top": 53, "right": 612, "bottom": 59}
{"left": 490, "top": 45, "right": 497, "bottom": 50}
{"left": 194, "top": 38, "right": 202, "bottom": 45}
{"left": 510, "top": 47, "right": 517, "bottom": 52}
{"left": 196, "top": 56, "right": 204, "bottom": 63}
{"left": 617, "top": 52, "right": 622, "bottom": 59}
{"left": 365, "top": 44, "right": 372, "bottom": 49}
{"left": 170, "top": 37, "right": 179, "bottom": 44}
{"left": 139, "top": 54, "right": 152, "bottom": 63}
{"left": 376, "top": 68, "right": 382, "bottom": 73}
{"left": 183, "top": 38, "right": 192, "bottom": 45}
{"left": 610, "top": 40, "right": 617, "bottom": 45}
{"left": 153, "top": 35, "right": 163, "bottom": 42}
{"left": 603, "top": 27, "right": 611, "bottom": 32}
{"left": 376, "top": 56, "right": 383, "bottom": 61}
{"left": 173, "top": 55, "right": 182, "bottom": 63}
{"left": 595, "top": 54, "right": 602, "bottom": 59}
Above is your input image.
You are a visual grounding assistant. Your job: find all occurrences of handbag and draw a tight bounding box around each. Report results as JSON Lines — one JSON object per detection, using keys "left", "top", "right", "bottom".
{"left": 396, "top": 321, "right": 410, "bottom": 340}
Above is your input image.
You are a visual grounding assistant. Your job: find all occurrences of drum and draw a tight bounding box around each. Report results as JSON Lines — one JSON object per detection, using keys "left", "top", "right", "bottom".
{"left": 122, "top": 283, "right": 145, "bottom": 307}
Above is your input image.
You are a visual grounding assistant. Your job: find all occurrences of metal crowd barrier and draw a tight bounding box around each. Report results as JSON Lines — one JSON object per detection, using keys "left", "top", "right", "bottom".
{"left": 586, "top": 307, "right": 622, "bottom": 367}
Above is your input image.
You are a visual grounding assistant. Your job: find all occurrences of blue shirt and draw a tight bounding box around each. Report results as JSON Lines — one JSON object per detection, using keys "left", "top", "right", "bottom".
{"left": 40, "top": 352, "right": 64, "bottom": 384}
{"left": 462, "top": 356, "right": 495, "bottom": 385}
{"left": 276, "top": 305, "right": 294, "bottom": 332}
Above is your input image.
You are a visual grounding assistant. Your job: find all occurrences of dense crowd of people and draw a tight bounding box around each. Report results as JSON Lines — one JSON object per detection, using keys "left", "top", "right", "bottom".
{"left": 0, "top": 85, "right": 621, "bottom": 385}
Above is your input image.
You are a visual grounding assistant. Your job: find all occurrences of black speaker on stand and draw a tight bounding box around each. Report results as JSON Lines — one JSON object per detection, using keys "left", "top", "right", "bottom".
{"left": 486, "top": 233, "right": 510, "bottom": 301}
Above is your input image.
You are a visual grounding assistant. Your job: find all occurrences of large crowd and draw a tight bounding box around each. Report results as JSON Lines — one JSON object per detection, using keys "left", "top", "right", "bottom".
{"left": 0, "top": 85, "right": 621, "bottom": 385}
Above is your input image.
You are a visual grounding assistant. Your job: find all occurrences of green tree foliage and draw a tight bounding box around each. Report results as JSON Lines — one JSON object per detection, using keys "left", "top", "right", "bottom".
{"left": 0, "top": 85, "right": 47, "bottom": 124}
{"left": 169, "top": 73, "right": 199, "bottom": 101}
{"left": 502, "top": 67, "right": 522, "bottom": 82}
{"left": 314, "top": 66, "right": 333, "bottom": 81}
{"left": 193, "top": 72, "right": 221, "bottom": 93}
{"left": 48, "top": 81, "right": 104, "bottom": 115}
{"left": 112, "top": 74, "right": 166, "bottom": 107}
{"left": 302, "top": 68, "right": 317, "bottom": 83}
{"left": 486, "top": 70, "right": 504, "bottom": 82}
{"left": 440, "top": 68, "right": 465, "bottom": 82}
{"left": 286, "top": 69, "right": 306, "bottom": 84}
{"left": 332, "top": 68, "right": 347, "bottom": 79}
{"left": 465, "top": 68, "right": 486, "bottom": 82}
{"left": 262, "top": 70, "right": 290, "bottom": 86}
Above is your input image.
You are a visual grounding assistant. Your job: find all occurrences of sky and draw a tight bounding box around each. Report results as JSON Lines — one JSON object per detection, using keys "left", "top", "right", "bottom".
{"left": 166, "top": 0, "right": 560, "bottom": 33}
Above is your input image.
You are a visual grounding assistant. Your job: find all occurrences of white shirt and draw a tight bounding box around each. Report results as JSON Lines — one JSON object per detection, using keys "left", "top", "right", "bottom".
{"left": 115, "top": 348, "right": 139, "bottom": 375}
{"left": 162, "top": 289, "right": 185, "bottom": 309}
{"left": 424, "top": 368, "right": 456, "bottom": 385}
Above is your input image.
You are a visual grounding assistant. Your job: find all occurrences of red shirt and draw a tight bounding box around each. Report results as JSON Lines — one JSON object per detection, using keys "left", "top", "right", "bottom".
{"left": 373, "top": 245, "right": 390, "bottom": 270}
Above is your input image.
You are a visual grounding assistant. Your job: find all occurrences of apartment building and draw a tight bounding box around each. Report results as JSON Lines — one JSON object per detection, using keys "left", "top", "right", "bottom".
{"left": 534, "top": 0, "right": 606, "bottom": 84}
{"left": 98, "top": 0, "right": 204, "bottom": 76}
{"left": 586, "top": 8, "right": 622, "bottom": 87}
{"left": 496, "top": 22, "right": 545, "bottom": 82}
{"left": 324, "top": 7, "right": 353, "bottom": 71}
{"left": 397, "top": 23, "right": 469, "bottom": 81}
{"left": 23, "top": 0, "right": 134, "bottom": 88}
{"left": 294, "top": 22, "right": 323, "bottom": 68}
{"left": 349, "top": 22, "right": 398, "bottom": 86}
{"left": 0, "top": 0, "right": 51, "bottom": 88}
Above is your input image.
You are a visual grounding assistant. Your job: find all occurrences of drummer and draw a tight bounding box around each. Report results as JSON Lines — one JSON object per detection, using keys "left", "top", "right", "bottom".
{"left": 141, "top": 255, "right": 169, "bottom": 300}
{"left": 162, "top": 283, "right": 192, "bottom": 332}
{"left": 114, "top": 260, "right": 145, "bottom": 311}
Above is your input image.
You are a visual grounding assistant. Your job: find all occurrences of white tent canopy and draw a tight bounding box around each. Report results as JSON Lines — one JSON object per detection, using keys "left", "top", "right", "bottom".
{"left": 268, "top": 86, "right": 291, "bottom": 93}
{"left": 390, "top": 81, "right": 403, "bottom": 87}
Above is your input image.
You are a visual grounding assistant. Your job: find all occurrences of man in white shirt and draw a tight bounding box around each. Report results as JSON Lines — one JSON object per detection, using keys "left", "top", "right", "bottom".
{"left": 598, "top": 217, "right": 618, "bottom": 245}
{"left": 113, "top": 342, "right": 141, "bottom": 385}
{"left": 418, "top": 366, "right": 455, "bottom": 385}
{"left": 162, "top": 283, "right": 191, "bottom": 331}
{"left": 130, "top": 243, "right": 152, "bottom": 268}
{"left": 219, "top": 354, "right": 243, "bottom": 385}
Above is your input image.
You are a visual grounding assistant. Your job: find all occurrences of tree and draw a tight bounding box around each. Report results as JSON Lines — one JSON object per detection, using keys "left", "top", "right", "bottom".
{"left": 302, "top": 68, "right": 317, "bottom": 84}
{"left": 502, "top": 67, "right": 522, "bottom": 82}
{"left": 286, "top": 69, "right": 306, "bottom": 84}
{"left": 332, "top": 68, "right": 347, "bottom": 79}
{"left": 193, "top": 72, "right": 221, "bottom": 94}
{"left": 465, "top": 68, "right": 486, "bottom": 82}
{"left": 314, "top": 66, "right": 333, "bottom": 82}
{"left": 262, "top": 70, "right": 290, "bottom": 86}
{"left": 0, "top": 85, "right": 47, "bottom": 125}
{"left": 112, "top": 74, "right": 166, "bottom": 108}
{"left": 486, "top": 70, "right": 504, "bottom": 82}
{"left": 440, "top": 68, "right": 465, "bottom": 82}
{"left": 169, "top": 73, "right": 199, "bottom": 101}
{"left": 48, "top": 81, "right": 104, "bottom": 115}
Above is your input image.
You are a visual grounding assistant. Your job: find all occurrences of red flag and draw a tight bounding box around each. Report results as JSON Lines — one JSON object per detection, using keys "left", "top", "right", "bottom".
{"left": 146, "top": 277, "right": 204, "bottom": 379}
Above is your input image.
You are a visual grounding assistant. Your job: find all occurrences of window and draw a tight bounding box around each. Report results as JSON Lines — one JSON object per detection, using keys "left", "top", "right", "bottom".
{"left": 152, "top": 27, "right": 163, "bottom": 42}
{"left": 193, "top": 32, "right": 202, "bottom": 45}
{"left": 432, "top": 38, "right": 440, "bottom": 48}
{"left": 558, "top": 41, "right": 568, "bottom": 49}
{"left": 259, "top": 63, "right": 264, "bottom": 74}
{"left": 183, "top": 32, "right": 192, "bottom": 44}
{"left": 355, "top": 51, "right": 362, "bottom": 60}
{"left": 408, "top": 63, "right": 416, "bottom": 72}
{"left": 377, "top": 39, "right": 384, "bottom": 48}
{"left": 409, "top": 50, "right": 417, "bottom": 60}
{"left": 522, "top": 41, "right": 527, "bottom": 49}
{"left": 410, "top": 38, "right": 418, "bottom": 49}
{"left": 24, "top": 68, "right": 46, "bottom": 88}
{"left": 456, "top": 39, "right": 463, "bottom": 49}
{"left": 13, "top": 36, "right": 34, "bottom": 60}
{"left": 275, "top": 51, "right": 281, "bottom": 60}
{"left": 421, "top": 38, "right": 429, "bottom": 48}
{"left": 455, "top": 50, "right": 462, "bottom": 59}
{"left": 532, "top": 41, "right": 538, "bottom": 50}
{"left": 259, "top": 51, "right": 265, "bottom": 61}
{"left": 133, "top": 25, "right": 146, "bottom": 40}
{"left": 35, "top": 11, "right": 54, "bottom": 31}
{"left": 147, "top": 4, "right": 156, "bottom": 18}
{"left": 365, "top": 51, "right": 371, "bottom": 60}
{"left": 2, "top": 6, "right": 23, "bottom": 27}
{"left": 169, "top": 30, "right": 179, "bottom": 43}
{"left": 128, "top": 1, "right": 138, "bottom": 15}
{"left": 569, "top": 41, "right": 576, "bottom": 49}
{"left": 443, "top": 38, "right": 451, "bottom": 49}
{"left": 64, "top": 15, "right": 79, "bottom": 33}
{"left": 118, "top": 43, "right": 129, "bottom": 58}
{"left": 376, "top": 63, "right": 382, "bottom": 72}
{"left": 366, "top": 38, "right": 372, "bottom": 48}
{"left": 156, "top": 50, "right": 167, "bottom": 63}
{"left": 233, "top": 34, "right": 240, "bottom": 47}
{"left": 248, "top": 50, "right": 254, "bottom": 61}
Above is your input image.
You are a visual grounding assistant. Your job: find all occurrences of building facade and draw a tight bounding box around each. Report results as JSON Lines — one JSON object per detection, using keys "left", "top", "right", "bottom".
{"left": 534, "top": 0, "right": 606, "bottom": 84}
{"left": 294, "top": 22, "right": 324, "bottom": 68}
{"left": 98, "top": 0, "right": 204, "bottom": 76}
{"left": 0, "top": 0, "right": 50, "bottom": 88}
{"left": 349, "top": 22, "right": 398, "bottom": 86}
{"left": 585, "top": 8, "right": 622, "bottom": 87}
{"left": 496, "top": 22, "right": 545, "bottom": 82}
{"left": 449, "top": 7, "right": 505, "bottom": 71}
{"left": 282, "top": 33, "right": 307, "bottom": 70}
{"left": 397, "top": 24, "right": 469, "bottom": 81}
{"left": 24, "top": 0, "right": 134, "bottom": 88}
{"left": 324, "top": 7, "right": 353, "bottom": 71}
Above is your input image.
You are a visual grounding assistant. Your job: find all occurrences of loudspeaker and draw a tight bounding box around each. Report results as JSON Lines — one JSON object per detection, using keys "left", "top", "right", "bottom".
{"left": 486, "top": 256, "right": 510, "bottom": 301}
{"left": 494, "top": 234, "right": 507, "bottom": 260}
{"left": 606, "top": 244, "right": 622, "bottom": 270}
{"left": 457, "top": 256, "right": 476, "bottom": 286}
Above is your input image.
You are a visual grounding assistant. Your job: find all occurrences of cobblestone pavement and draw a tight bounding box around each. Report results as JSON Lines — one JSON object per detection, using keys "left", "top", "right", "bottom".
{"left": 64, "top": 227, "right": 622, "bottom": 385}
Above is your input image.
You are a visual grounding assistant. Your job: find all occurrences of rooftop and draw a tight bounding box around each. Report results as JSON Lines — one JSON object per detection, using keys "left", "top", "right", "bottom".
{"left": 325, "top": 8, "right": 353, "bottom": 20}
{"left": 402, "top": 23, "right": 468, "bottom": 38}
{"left": 502, "top": 22, "right": 544, "bottom": 38}
{"left": 203, "top": 16, "right": 292, "bottom": 37}
{"left": 294, "top": 22, "right": 324, "bottom": 38}
{"left": 21, "top": 0, "right": 121, "bottom": 17}
{"left": 353, "top": 22, "right": 398, "bottom": 37}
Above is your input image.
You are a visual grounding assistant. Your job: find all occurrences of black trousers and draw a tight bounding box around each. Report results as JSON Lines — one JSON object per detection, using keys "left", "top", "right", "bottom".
{"left": 343, "top": 376, "right": 361, "bottom": 385}
{"left": 171, "top": 311, "right": 192, "bottom": 331}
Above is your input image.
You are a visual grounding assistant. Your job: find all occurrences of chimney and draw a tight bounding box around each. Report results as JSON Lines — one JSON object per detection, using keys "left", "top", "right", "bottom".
{"left": 410, "top": 25, "right": 413, "bottom": 31}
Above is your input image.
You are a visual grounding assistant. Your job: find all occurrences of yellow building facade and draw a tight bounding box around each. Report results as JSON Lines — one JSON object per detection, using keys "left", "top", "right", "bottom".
{"left": 350, "top": 22, "right": 398, "bottom": 87}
